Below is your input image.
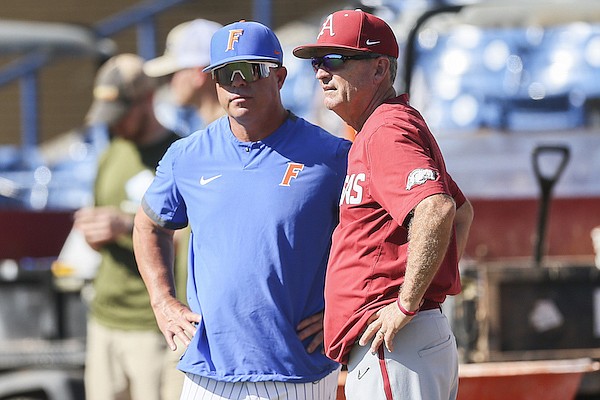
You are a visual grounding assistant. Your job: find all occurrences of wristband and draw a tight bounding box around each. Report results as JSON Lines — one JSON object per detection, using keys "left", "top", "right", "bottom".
{"left": 397, "top": 297, "right": 418, "bottom": 316}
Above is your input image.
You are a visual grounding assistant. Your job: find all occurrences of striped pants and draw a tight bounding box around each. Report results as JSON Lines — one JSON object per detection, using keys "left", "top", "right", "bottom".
{"left": 179, "top": 367, "right": 340, "bottom": 400}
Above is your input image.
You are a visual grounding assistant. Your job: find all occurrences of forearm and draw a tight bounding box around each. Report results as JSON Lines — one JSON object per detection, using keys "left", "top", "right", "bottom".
{"left": 360, "top": 194, "right": 457, "bottom": 352}
{"left": 454, "top": 198, "right": 474, "bottom": 259}
{"left": 400, "top": 194, "right": 456, "bottom": 310}
{"left": 133, "top": 208, "right": 177, "bottom": 305}
{"left": 133, "top": 208, "right": 201, "bottom": 350}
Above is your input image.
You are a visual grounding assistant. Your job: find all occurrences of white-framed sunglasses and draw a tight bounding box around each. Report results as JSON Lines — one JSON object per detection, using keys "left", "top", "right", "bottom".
{"left": 212, "top": 61, "right": 279, "bottom": 86}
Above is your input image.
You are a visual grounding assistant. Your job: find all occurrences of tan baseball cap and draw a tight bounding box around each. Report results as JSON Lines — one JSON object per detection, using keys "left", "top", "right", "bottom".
{"left": 85, "top": 53, "right": 157, "bottom": 126}
{"left": 143, "top": 19, "right": 223, "bottom": 77}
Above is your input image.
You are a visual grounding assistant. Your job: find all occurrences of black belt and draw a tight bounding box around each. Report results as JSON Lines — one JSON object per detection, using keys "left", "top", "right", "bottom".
{"left": 420, "top": 299, "right": 442, "bottom": 311}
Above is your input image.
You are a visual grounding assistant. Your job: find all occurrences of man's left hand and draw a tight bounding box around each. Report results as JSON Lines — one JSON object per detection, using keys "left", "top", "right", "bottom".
{"left": 359, "top": 302, "right": 414, "bottom": 354}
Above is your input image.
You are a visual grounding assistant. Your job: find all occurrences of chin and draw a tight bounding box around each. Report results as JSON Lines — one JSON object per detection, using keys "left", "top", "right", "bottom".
{"left": 229, "top": 106, "right": 251, "bottom": 119}
{"left": 323, "top": 98, "right": 338, "bottom": 112}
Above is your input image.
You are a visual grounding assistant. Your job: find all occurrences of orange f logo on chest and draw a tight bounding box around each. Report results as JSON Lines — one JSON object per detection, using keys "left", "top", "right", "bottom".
{"left": 280, "top": 162, "right": 305, "bottom": 186}
{"left": 227, "top": 29, "right": 244, "bottom": 51}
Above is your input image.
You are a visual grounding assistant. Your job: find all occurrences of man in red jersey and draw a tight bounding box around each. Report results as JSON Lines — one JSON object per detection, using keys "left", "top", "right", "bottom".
{"left": 294, "top": 9, "right": 474, "bottom": 400}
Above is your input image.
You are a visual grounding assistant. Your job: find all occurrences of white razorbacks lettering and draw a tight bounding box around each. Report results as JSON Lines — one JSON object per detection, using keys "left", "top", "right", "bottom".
{"left": 339, "top": 173, "right": 365, "bottom": 206}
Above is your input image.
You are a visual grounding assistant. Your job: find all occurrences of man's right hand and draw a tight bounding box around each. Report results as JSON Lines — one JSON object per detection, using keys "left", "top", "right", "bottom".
{"left": 74, "top": 206, "right": 133, "bottom": 250}
{"left": 153, "top": 296, "right": 202, "bottom": 351}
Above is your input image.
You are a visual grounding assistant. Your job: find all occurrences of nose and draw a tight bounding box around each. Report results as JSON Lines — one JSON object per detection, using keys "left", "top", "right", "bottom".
{"left": 315, "top": 67, "right": 330, "bottom": 81}
{"left": 230, "top": 72, "right": 247, "bottom": 87}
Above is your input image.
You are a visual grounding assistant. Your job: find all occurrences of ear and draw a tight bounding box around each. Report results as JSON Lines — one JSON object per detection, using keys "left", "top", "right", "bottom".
{"left": 373, "top": 57, "right": 390, "bottom": 84}
{"left": 275, "top": 66, "right": 287, "bottom": 90}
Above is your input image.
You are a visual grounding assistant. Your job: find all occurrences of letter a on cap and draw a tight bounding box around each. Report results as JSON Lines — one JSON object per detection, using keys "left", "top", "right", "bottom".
{"left": 317, "top": 14, "right": 335, "bottom": 39}
{"left": 227, "top": 29, "right": 244, "bottom": 51}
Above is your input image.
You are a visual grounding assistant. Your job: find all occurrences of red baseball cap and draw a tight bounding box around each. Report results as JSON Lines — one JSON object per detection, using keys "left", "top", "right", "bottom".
{"left": 293, "top": 9, "right": 399, "bottom": 59}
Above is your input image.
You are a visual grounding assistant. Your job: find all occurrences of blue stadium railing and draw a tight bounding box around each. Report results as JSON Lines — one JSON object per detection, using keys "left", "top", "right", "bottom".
{"left": 0, "top": 0, "right": 274, "bottom": 150}
{"left": 0, "top": 0, "right": 275, "bottom": 210}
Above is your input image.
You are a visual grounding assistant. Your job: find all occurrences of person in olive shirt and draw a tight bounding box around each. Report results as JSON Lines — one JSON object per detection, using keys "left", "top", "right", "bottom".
{"left": 143, "top": 19, "right": 224, "bottom": 400}
{"left": 74, "top": 53, "right": 180, "bottom": 400}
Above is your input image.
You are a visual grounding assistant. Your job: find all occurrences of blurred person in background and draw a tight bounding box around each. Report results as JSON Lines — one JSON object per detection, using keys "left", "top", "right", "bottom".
{"left": 295, "top": 9, "right": 474, "bottom": 400}
{"left": 145, "top": 19, "right": 225, "bottom": 136}
{"left": 133, "top": 20, "right": 350, "bottom": 400}
{"left": 143, "top": 18, "right": 224, "bottom": 400}
{"left": 74, "top": 53, "right": 181, "bottom": 400}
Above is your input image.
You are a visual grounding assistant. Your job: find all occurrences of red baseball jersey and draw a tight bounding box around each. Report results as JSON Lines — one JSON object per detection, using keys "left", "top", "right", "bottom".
{"left": 324, "top": 94, "right": 466, "bottom": 363}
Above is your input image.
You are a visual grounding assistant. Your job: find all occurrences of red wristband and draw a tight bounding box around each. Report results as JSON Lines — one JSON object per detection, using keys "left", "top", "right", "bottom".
{"left": 397, "top": 298, "right": 418, "bottom": 316}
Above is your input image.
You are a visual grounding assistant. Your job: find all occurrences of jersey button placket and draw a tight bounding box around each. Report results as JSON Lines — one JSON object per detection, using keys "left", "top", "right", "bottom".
{"left": 240, "top": 144, "right": 252, "bottom": 169}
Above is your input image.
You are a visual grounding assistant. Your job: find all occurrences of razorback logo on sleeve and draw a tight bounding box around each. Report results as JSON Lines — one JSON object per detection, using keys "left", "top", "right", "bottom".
{"left": 406, "top": 168, "right": 438, "bottom": 190}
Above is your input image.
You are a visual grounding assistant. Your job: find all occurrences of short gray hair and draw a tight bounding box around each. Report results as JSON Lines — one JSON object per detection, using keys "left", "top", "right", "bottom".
{"left": 373, "top": 54, "right": 397, "bottom": 86}
{"left": 387, "top": 56, "right": 398, "bottom": 85}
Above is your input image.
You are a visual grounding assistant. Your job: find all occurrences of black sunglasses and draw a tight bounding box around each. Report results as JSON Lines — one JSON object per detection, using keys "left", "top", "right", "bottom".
{"left": 310, "top": 54, "right": 379, "bottom": 72}
{"left": 212, "top": 62, "right": 279, "bottom": 86}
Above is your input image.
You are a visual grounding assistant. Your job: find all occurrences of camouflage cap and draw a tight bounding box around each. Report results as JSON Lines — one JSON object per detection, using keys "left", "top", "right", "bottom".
{"left": 85, "top": 53, "right": 157, "bottom": 126}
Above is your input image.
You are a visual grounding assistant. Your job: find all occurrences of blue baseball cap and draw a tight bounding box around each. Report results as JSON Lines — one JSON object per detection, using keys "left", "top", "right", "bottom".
{"left": 203, "top": 20, "right": 283, "bottom": 72}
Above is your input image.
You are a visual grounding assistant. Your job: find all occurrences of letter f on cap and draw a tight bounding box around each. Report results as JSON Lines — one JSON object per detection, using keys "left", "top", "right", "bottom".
{"left": 226, "top": 29, "right": 244, "bottom": 51}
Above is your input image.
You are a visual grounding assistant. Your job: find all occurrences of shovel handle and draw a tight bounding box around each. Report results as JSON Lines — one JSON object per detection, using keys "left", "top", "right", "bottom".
{"left": 531, "top": 145, "right": 570, "bottom": 267}
{"left": 532, "top": 145, "right": 570, "bottom": 193}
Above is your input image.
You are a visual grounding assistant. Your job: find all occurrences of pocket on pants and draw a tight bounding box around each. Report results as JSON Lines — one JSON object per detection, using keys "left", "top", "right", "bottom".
{"left": 418, "top": 334, "right": 453, "bottom": 358}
